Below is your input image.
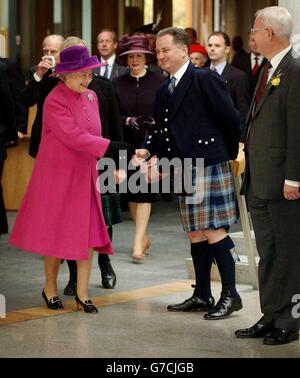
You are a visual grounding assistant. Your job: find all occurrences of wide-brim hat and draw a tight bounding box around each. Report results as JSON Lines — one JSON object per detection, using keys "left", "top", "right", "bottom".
{"left": 117, "top": 35, "right": 155, "bottom": 66}
{"left": 55, "top": 45, "right": 105, "bottom": 75}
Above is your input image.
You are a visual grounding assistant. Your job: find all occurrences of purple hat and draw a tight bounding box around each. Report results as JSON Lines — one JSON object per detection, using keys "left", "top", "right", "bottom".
{"left": 55, "top": 45, "right": 105, "bottom": 74}
{"left": 117, "top": 35, "right": 155, "bottom": 66}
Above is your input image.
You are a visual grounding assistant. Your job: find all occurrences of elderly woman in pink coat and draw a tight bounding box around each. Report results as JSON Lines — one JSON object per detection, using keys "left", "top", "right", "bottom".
{"left": 10, "top": 45, "right": 131, "bottom": 313}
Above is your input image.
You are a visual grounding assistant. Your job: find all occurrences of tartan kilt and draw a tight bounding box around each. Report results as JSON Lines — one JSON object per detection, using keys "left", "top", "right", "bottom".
{"left": 101, "top": 193, "right": 122, "bottom": 226}
{"left": 178, "top": 161, "right": 237, "bottom": 232}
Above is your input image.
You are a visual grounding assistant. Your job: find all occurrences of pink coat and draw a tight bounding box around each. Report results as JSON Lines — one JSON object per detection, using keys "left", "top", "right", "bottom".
{"left": 10, "top": 82, "right": 112, "bottom": 260}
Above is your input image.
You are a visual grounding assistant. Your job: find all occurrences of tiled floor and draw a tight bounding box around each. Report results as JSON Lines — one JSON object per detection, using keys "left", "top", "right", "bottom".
{"left": 0, "top": 201, "right": 299, "bottom": 358}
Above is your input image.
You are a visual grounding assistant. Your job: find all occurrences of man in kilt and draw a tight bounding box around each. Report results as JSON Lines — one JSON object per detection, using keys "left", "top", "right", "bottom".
{"left": 138, "top": 27, "right": 242, "bottom": 319}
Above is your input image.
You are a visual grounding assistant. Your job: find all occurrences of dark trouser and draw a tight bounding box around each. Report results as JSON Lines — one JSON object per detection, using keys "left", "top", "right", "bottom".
{"left": 0, "top": 161, "right": 8, "bottom": 235}
{"left": 248, "top": 194, "right": 300, "bottom": 331}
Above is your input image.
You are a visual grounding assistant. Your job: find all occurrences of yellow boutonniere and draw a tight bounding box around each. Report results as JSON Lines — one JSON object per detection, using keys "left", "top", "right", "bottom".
{"left": 271, "top": 77, "right": 281, "bottom": 87}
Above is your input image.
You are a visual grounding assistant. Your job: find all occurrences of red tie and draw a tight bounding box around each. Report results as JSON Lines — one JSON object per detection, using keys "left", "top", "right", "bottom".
{"left": 252, "top": 56, "right": 259, "bottom": 76}
{"left": 255, "top": 62, "right": 271, "bottom": 106}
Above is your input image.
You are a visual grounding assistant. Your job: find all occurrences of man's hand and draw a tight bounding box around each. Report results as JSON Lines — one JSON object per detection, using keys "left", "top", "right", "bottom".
{"left": 35, "top": 56, "right": 54, "bottom": 79}
{"left": 132, "top": 149, "right": 150, "bottom": 168}
{"left": 135, "top": 149, "right": 150, "bottom": 160}
{"left": 283, "top": 184, "right": 300, "bottom": 201}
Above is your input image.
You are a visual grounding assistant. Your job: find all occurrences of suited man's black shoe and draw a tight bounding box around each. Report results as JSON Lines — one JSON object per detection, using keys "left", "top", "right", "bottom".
{"left": 63, "top": 279, "right": 77, "bottom": 296}
{"left": 263, "top": 329, "right": 299, "bottom": 345}
{"left": 64, "top": 260, "right": 77, "bottom": 296}
{"left": 167, "top": 296, "right": 215, "bottom": 312}
{"left": 98, "top": 255, "right": 116, "bottom": 289}
{"left": 235, "top": 316, "right": 275, "bottom": 338}
{"left": 204, "top": 288, "right": 242, "bottom": 320}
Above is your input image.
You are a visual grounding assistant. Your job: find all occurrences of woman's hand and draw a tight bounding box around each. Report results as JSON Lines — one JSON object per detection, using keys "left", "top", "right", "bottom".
{"left": 114, "top": 169, "right": 127, "bottom": 184}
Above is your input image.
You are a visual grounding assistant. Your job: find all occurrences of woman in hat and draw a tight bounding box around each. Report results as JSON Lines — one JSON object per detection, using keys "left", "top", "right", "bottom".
{"left": 189, "top": 44, "right": 209, "bottom": 68}
{"left": 112, "top": 36, "right": 165, "bottom": 263}
{"left": 10, "top": 45, "right": 131, "bottom": 313}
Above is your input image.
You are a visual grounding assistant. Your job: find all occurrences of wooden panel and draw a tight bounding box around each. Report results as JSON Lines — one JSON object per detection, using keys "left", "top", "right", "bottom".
{"left": 2, "top": 105, "right": 36, "bottom": 210}
{"left": 2, "top": 138, "right": 35, "bottom": 211}
{"left": 154, "top": 0, "right": 173, "bottom": 29}
{"left": 35, "top": 0, "right": 54, "bottom": 63}
{"left": 62, "top": 0, "right": 82, "bottom": 37}
{"left": 92, "top": 0, "right": 120, "bottom": 55}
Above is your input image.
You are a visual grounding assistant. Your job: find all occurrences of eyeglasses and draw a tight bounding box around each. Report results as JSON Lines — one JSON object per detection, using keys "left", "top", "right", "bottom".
{"left": 250, "top": 28, "right": 268, "bottom": 34}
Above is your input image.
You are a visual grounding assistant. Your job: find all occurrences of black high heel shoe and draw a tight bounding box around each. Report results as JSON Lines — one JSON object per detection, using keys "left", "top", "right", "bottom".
{"left": 42, "top": 290, "right": 64, "bottom": 310}
{"left": 75, "top": 295, "right": 98, "bottom": 313}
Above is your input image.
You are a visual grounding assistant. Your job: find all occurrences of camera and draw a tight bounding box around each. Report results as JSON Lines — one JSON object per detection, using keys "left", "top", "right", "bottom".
{"left": 42, "top": 55, "right": 56, "bottom": 68}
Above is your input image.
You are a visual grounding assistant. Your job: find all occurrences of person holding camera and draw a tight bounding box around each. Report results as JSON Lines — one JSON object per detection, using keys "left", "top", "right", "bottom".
{"left": 112, "top": 35, "right": 165, "bottom": 263}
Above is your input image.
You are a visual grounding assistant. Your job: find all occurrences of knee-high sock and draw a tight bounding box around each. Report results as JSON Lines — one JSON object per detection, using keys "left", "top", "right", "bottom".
{"left": 67, "top": 260, "right": 77, "bottom": 282}
{"left": 191, "top": 241, "right": 213, "bottom": 299}
{"left": 209, "top": 236, "right": 238, "bottom": 297}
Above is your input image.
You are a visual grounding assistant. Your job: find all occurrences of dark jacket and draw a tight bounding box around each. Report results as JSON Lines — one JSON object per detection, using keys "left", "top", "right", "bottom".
{"left": 0, "top": 62, "right": 16, "bottom": 162}
{"left": 0, "top": 57, "right": 27, "bottom": 135}
{"left": 93, "top": 61, "right": 129, "bottom": 81}
{"left": 142, "top": 63, "right": 241, "bottom": 166}
{"left": 221, "top": 63, "right": 250, "bottom": 141}
{"left": 20, "top": 70, "right": 59, "bottom": 158}
{"left": 112, "top": 70, "right": 165, "bottom": 148}
{"left": 231, "top": 52, "right": 268, "bottom": 99}
{"left": 242, "top": 50, "right": 300, "bottom": 199}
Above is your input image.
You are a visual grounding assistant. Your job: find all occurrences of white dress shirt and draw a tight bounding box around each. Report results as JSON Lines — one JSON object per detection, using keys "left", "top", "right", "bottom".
{"left": 210, "top": 61, "right": 227, "bottom": 76}
{"left": 250, "top": 53, "right": 264, "bottom": 70}
{"left": 100, "top": 54, "right": 116, "bottom": 78}
{"left": 171, "top": 60, "right": 190, "bottom": 87}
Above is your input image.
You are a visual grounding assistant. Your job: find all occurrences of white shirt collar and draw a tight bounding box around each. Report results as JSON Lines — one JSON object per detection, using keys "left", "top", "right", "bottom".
{"left": 210, "top": 61, "right": 227, "bottom": 75}
{"left": 250, "top": 52, "right": 264, "bottom": 67}
{"left": 270, "top": 45, "right": 292, "bottom": 74}
{"left": 100, "top": 54, "right": 116, "bottom": 66}
{"left": 172, "top": 60, "right": 190, "bottom": 86}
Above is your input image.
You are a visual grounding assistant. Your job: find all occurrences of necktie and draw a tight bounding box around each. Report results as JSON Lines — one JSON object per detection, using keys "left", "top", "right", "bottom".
{"left": 210, "top": 66, "right": 217, "bottom": 72}
{"left": 252, "top": 56, "right": 259, "bottom": 76}
{"left": 254, "top": 61, "right": 271, "bottom": 106}
{"left": 168, "top": 77, "right": 176, "bottom": 95}
{"left": 103, "top": 63, "right": 109, "bottom": 79}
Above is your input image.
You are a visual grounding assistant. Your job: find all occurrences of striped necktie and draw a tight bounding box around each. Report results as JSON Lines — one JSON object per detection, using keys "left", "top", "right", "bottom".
{"left": 103, "top": 63, "right": 109, "bottom": 79}
{"left": 168, "top": 77, "right": 176, "bottom": 95}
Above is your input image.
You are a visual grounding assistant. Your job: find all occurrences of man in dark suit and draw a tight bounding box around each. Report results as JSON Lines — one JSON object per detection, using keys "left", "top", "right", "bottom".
{"left": 94, "top": 30, "right": 128, "bottom": 80}
{"left": 0, "top": 61, "right": 16, "bottom": 235}
{"left": 20, "top": 34, "right": 64, "bottom": 158}
{"left": 231, "top": 33, "right": 267, "bottom": 99}
{"left": 138, "top": 27, "right": 242, "bottom": 320}
{"left": 207, "top": 32, "right": 250, "bottom": 141}
{"left": 0, "top": 57, "right": 27, "bottom": 139}
{"left": 235, "top": 6, "right": 300, "bottom": 345}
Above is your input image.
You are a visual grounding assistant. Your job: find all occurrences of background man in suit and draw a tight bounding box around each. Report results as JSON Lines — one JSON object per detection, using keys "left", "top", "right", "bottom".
{"left": 0, "top": 57, "right": 27, "bottom": 141}
{"left": 236, "top": 6, "right": 300, "bottom": 345}
{"left": 0, "top": 62, "right": 16, "bottom": 236}
{"left": 20, "top": 34, "right": 65, "bottom": 158}
{"left": 231, "top": 36, "right": 248, "bottom": 66}
{"left": 138, "top": 27, "right": 242, "bottom": 320}
{"left": 231, "top": 33, "right": 267, "bottom": 99}
{"left": 207, "top": 32, "right": 250, "bottom": 141}
{"left": 95, "top": 30, "right": 128, "bottom": 80}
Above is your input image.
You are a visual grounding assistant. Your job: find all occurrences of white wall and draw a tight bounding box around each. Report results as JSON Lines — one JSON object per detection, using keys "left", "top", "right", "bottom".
{"left": 279, "top": 0, "right": 300, "bottom": 36}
